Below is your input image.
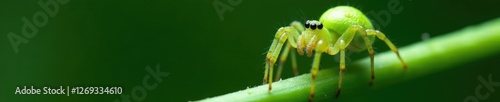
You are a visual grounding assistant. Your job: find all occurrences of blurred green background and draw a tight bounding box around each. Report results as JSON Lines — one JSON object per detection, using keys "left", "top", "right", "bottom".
{"left": 1, "top": 0, "right": 499, "bottom": 102}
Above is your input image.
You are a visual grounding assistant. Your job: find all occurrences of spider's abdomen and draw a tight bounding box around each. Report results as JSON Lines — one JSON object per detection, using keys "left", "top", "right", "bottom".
{"left": 319, "top": 6, "right": 375, "bottom": 51}
{"left": 320, "top": 6, "right": 374, "bottom": 34}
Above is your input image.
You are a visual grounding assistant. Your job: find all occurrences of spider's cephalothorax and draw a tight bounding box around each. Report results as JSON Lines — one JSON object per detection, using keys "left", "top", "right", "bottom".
{"left": 297, "top": 20, "right": 334, "bottom": 57}
{"left": 262, "top": 6, "right": 407, "bottom": 102}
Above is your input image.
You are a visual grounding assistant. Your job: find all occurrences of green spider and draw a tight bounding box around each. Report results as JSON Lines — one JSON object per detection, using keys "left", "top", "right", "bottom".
{"left": 262, "top": 6, "right": 407, "bottom": 101}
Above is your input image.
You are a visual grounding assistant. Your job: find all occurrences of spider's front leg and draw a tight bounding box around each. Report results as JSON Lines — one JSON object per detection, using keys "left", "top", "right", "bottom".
{"left": 263, "top": 21, "right": 302, "bottom": 91}
{"left": 275, "top": 21, "right": 305, "bottom": 81}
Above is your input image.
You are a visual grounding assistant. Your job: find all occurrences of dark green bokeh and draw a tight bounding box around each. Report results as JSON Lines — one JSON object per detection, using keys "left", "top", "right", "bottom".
{"left": 1, "top": 0, "right": 499, "bottom": 101}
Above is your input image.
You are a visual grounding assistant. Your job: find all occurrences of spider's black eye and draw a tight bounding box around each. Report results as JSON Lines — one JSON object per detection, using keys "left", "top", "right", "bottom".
{"left": 318, "top": 23, "right": 323, "bottom": 29}
{"left": 310, "top": 23, "right": 316, "bottom": 30}
{"left": 304, "top": 21, "right": 310, "bottom": 28}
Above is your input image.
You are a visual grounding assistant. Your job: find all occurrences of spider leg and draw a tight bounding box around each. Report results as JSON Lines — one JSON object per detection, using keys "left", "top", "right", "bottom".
{"left": 264, "top": 26, "right": 300, "bottom": 91}
{"left": 275, "top": 44, "right": 291, "bottom": 81}
{"left": 366, "top": 29, "right": 407, "bottom": 70}
{"left": 326, "top": 25, "right": 375, "bottom": 98}
{"left": 290, "top": 46, "right": 299, "bottom": 76}
{"left": 274, "top": 21, "right": 305, "bottom": 82}
{"left": 275, "top": 43, "right": 300, "bottom": 81}
{"left": 308, "top": 40, "right": 325, "bottom": 102}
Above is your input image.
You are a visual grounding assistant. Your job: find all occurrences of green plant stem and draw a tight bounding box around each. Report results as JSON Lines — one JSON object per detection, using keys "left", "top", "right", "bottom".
{"left": 197, "top": 18, "right": 500, "bottom": 102}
